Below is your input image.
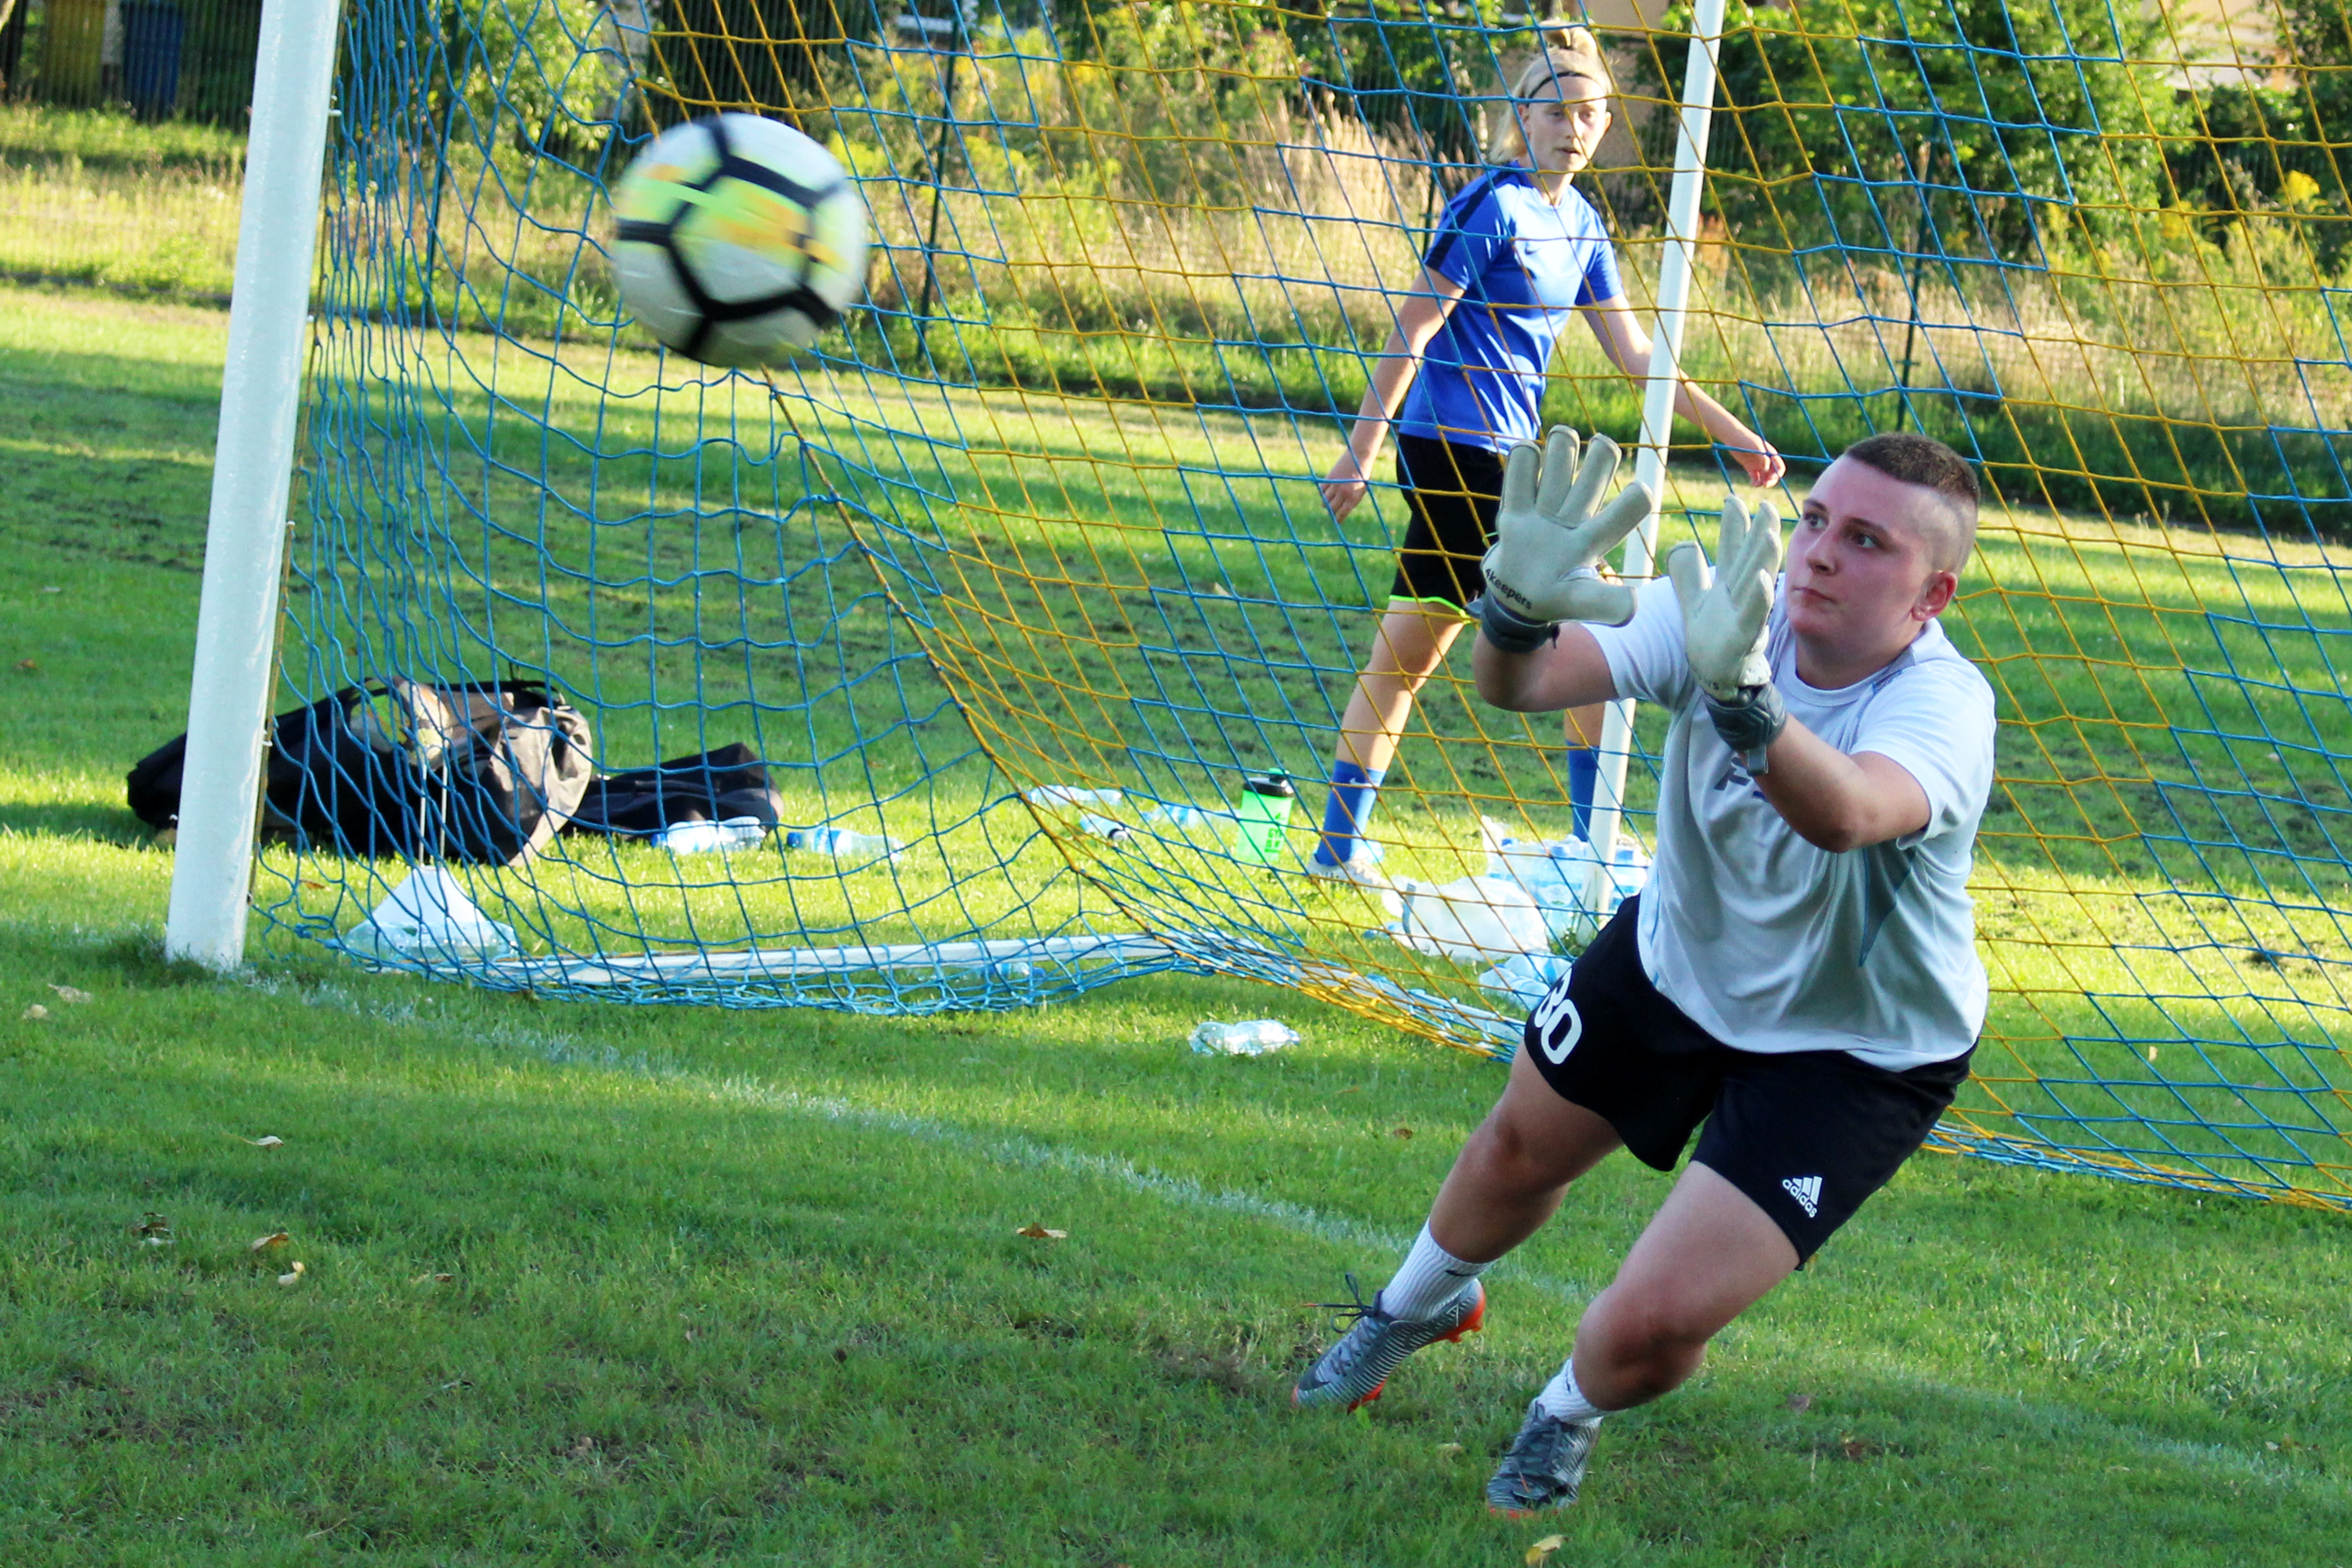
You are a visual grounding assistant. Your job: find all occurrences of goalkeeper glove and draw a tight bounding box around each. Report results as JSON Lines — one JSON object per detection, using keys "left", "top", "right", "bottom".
{"left": 1471, "top": 426, "right": 1653, "bottom": 654}
{"left": 1665, "top": 494, "right": 1787, "bottom": 772}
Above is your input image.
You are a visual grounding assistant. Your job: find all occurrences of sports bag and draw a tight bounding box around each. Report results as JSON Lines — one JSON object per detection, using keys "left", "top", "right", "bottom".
{"left": 128, "top": 680, "right": 596, "bottom": 867}
{"left": 563, "top": 742, "right": 784, "bottom": 837}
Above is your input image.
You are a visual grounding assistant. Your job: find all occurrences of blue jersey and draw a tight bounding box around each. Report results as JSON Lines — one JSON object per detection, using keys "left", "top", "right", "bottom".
{"left": 1397, "top": 167, "right": 1624, "bottom": 453}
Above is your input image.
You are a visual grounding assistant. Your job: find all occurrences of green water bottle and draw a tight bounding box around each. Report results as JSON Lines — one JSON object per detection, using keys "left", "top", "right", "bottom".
{"left": 1231, "top": 772, "right": 1296, "bottom": 865}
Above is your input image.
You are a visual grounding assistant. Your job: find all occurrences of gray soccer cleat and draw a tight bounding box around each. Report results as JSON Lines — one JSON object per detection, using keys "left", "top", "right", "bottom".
{"left": 1485, "top": 1396, "right": 1603, "bottom": 1514}
{"left": 1293, "top": 1273, "right": 1486, "bottom": 1411}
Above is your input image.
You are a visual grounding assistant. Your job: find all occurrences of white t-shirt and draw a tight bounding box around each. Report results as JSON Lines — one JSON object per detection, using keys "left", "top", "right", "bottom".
{"left": 1588, "top": 578, "right": 1996, "bottom": 1070}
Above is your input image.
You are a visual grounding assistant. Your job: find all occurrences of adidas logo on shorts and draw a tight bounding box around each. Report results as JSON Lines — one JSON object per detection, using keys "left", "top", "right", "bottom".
{"left": 1781, "top": 1175, "right": 1823, "bottom": 1218}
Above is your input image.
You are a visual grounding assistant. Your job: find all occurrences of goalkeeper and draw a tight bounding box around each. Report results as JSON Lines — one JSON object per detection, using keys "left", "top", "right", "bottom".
{"left": 1292, "top": 427, "right": 1995, "bottom": 1517}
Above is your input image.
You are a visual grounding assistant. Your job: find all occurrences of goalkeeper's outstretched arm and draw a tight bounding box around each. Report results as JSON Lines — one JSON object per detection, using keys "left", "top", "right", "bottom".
{"left": 1474, "top": 623, "right": 1618, "bottom": 715}
{"left": 1750, "top": 726, "right": 1931, "bottom": 854}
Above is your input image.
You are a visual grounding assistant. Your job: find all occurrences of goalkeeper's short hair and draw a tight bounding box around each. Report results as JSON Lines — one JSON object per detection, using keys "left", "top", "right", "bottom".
{"left": 1844, "top": 432, "right": 1979, "bottom": 570}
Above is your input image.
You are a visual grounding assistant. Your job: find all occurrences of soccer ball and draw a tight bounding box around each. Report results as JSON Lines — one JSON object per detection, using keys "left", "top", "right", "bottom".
{"left": 610, "top": 113, "right": 869, "bottom": 367}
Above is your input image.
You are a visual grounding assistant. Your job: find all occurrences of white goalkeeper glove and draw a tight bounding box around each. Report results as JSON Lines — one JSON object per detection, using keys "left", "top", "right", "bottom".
{"left": 1665, "top": 494, "right": 1788, "bottom": 771}
{"left": 1472, "top": 426, "right": 1655, "bottom": 655}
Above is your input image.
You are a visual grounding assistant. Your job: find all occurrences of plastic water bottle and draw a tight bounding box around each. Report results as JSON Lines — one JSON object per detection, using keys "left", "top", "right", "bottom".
{"left": 1077, "top": 812, "right": 1131, "bottom": 843}
{"left": 1143, "top": 803, "right": 1212, "bottom": 828}
{"left": 1230, "top": 773, "right": 1296, "bottom": 865}
{"left": 1188, "top": 1019, "right": 1300, "bottom": 1056}
{"left": 784, "top": 826, "right": 905, "bottom": 862}
{"left": 1025, "top": 785, "right": 1124, "bottom": 809}
{"left": 654, "top": 816, "right": 769, "bottom": 853}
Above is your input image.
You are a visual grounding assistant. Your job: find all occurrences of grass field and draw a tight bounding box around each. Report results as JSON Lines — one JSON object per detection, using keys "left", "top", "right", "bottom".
{"left": 8, "top": 282, "right": 2352, "bottom": 1564}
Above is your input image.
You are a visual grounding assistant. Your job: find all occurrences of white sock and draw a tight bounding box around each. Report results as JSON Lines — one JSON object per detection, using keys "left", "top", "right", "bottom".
{"left": 1378, "top": 1222, "right": 1490, "bottom": 1321}
{"left": 1535, "top": 1357, "right": 1611, "bottom": 1423}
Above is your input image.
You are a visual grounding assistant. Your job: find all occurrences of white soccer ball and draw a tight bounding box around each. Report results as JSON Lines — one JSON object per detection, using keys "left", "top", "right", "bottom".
{"left": 609, "top": 113, "right": 869, "bottom": 367}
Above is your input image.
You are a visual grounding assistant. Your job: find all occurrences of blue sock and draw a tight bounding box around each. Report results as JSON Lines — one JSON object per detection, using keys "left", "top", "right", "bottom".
{"left": 1567, "top": 747, "right": 1599, "bottom": 843}
{"left": 1317, "top": 760, "right": 1385, "bottom": 866}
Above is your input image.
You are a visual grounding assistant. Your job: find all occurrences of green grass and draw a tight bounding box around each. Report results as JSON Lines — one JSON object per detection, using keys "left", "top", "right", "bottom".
{"left": 0, "top": 107, "right": 244, "bottom": 299}
{"left": 6, "top": 282, "right": 2352, "bottom": 1564}
{"left": 7, "top": 277, "right": 2352, "bottom": 1203}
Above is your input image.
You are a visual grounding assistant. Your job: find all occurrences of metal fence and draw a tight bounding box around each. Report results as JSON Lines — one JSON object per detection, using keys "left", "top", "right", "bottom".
{"left": 0, "top": 0, "right": 261, "bottom": 123}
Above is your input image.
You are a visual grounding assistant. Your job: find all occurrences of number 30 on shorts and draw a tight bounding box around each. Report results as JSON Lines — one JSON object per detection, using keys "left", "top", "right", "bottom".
{"left": 1530, "top": 981, "right": 1583, "bottom": 1064}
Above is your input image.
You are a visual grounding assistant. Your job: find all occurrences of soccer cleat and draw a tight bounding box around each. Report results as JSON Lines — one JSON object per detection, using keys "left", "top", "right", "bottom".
{"left": 1293, "top": 1272, "right": 1486, "bottom": 1411}
{"left": 1306, "top": 842, "right": 1391, "bottom": 891}
{"left": 1485, "top": 1397, "right": 1603, "bottom": 1514}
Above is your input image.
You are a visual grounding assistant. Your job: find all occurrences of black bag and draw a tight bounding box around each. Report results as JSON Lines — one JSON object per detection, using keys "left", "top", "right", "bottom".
{"left": 564, "top": 742, "right": 784, "bottom": 837}
{"left": 128, "top": 680, "right": 596, "bottom": 867}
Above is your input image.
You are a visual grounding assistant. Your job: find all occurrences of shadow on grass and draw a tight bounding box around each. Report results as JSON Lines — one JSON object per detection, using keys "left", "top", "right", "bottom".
{"left": 0, "top": 803, "right": 152, "bottom": 844}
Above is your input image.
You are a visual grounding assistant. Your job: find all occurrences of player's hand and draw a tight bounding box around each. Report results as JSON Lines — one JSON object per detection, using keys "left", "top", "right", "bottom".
{"left": 1320, "top": 448, "right": 1373, "bottom": 523}
{"left": 1666, "top": 493, "right": 1782, "bottom": 699}
{"left": 1475, "top": 427, "right": 1653, "bottom": 652}
{"left": 1729, "top": 436, "right": 1786, "bottom": 490}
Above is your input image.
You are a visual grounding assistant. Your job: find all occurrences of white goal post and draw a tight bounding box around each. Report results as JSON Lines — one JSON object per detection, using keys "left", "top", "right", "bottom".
{"left": 162, "top": 0, "right": 345, "bottom": 970}
{"left": 1582, "top": 0, "right": 1727, "bottom": 910}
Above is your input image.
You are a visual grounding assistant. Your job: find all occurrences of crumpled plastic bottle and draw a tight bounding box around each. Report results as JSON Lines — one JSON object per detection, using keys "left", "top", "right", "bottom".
{"left": 653, "top": 816, "right": 769, "bottom": 853}
{"left": 1024, "top": 785, "right": 1124, "bottom": 809}
{"left": 1188, "top": 1019, "right": 1301, "bottom": 1056}
{"left": 783, "top": 826, "right": 906, "bottom": 862}
{"left": 1142, "top": 803, "right": 1226, "bottom": 830}
{"left": 1077, "top": 812, "right": 1131, "bottom": 843}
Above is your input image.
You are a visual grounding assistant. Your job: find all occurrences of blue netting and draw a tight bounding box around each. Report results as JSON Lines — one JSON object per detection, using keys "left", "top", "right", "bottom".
{"left": 261, "top": 0, "right": 2352, "bottom": 1209}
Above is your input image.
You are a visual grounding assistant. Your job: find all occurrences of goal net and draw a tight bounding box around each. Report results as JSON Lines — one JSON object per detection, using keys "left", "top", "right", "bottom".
{"left": 269, "top": 0, "right": 2352, "bottom": 1211}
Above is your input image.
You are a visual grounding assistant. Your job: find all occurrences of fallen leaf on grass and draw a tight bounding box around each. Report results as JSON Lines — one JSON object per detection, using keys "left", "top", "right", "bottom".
{"left": 21, "top": 1004, "right": 48, "bottom": 1021}
{"left": 133, "top": 1213, "right": 173, "bottom": 1245}
{"left": 249, "top": 1231, "right": 290, "bottom": 1253}
{"left": 1786, "top": 1392, "right": 1813, "bottom": 1412}
{"left": 278, "top": 1261, "right": 306, "bottom": 1286}
{"left": 1526, "top": 1535, "right": 1567, "bottom": 1565}
{"left": 1335, "top": 1085, "right": 1362, "bottom": 1096}
{"left": 412, "top": 1273, "right": 454, "bottom": 1284}
{"left": 1015, "top": 1225, "right": 1068, "bottom": 1240}
{"left": 48, "top": 985, "right": 90, "bottom": 1004}
{"left": 244, "top": 1135, "right": 284, "bottom": 1148}
{"left": 12, "top": 659, "right": 35, "bottom": 674}
{"left": 1435, "top": 1441, "right": 1464, "bottom": 1457}
{"left": 1392, "top": 1126, "right": 1413, "bottom": 1139}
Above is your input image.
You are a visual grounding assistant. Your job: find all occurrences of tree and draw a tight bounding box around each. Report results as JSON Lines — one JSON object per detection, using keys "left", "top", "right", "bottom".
{"left": 2166, "top": 0, "right": 2351, "bottom": 270}
{"left": 1620, "top": 0, "right": 2185, "bottom": 270}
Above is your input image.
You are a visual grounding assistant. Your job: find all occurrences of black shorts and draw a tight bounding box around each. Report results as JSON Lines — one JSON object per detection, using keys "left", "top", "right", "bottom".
{"left": 1523, "top": 897, "right": 1973, "bottom": 1263}
{"left": 1389, "top": 433, "right": 1504, "bottom": 609}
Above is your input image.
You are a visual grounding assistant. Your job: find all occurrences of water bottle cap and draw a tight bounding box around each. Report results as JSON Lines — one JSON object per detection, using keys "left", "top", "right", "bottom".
{"left": 1244, "top": 772, "right": 1296, "bottom": 799}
